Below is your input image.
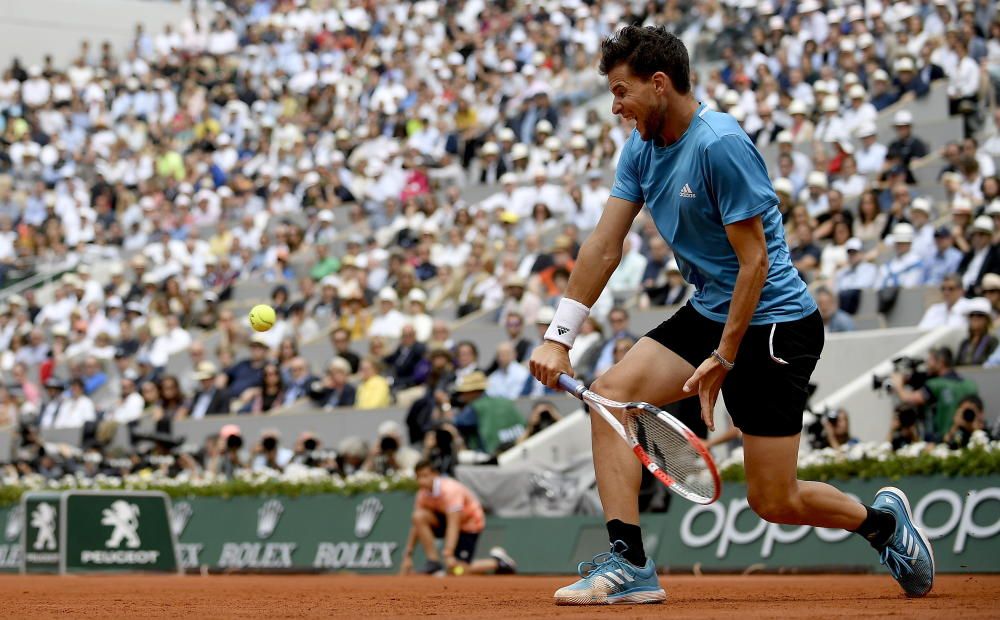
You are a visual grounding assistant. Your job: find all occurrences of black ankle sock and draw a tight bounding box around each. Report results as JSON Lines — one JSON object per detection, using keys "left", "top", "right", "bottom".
{"left": 606, "top": 519, "right": 646, "bottom": 566}
{"left": 852, "top": 505, "right": 896, "bottom": 549}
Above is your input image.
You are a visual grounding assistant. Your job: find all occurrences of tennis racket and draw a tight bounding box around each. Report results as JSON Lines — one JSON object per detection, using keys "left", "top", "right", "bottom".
{"left": 558, "top": 374, "right": 721, "bottom": 505}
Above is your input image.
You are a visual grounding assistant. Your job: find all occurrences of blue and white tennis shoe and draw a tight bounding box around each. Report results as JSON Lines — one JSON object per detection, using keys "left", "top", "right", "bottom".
{"left": 554, "top": 541, "right": 666, "bottom": 605}
{"left": 871, "top": 486, "right": 935, "bottom": 597}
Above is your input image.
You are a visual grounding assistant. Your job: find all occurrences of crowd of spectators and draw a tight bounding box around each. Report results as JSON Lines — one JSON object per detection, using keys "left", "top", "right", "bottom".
{"left": 5, "top": 1, "right": 1000, "bottom": 480}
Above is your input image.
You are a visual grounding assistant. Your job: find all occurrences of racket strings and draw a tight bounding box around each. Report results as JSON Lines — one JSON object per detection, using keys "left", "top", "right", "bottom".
{"left": 625, "top": 409, "right": 716, "bottom": 501}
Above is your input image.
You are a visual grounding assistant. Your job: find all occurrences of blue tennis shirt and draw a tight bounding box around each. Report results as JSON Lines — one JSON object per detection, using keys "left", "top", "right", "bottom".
{"left": 610, "top": 103, "right": 816, "bottom": 324}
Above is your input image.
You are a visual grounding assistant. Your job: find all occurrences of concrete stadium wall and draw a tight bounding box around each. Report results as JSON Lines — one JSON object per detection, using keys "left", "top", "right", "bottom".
{"left": 0, "top": 0, "right": 187, "bottom": 66}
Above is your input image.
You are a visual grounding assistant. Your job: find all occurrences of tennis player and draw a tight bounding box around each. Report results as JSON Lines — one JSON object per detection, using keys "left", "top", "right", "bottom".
{"left": 529, "top": 25, "right": 934, "bottom": 605}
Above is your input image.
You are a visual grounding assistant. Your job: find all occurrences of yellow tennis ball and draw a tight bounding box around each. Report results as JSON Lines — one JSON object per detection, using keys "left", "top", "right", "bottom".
{"left": 248, "top": 304, "right": 276, "bottom": 332}
{"left": 452, "top": 566, "right": 464, "bottom": 576}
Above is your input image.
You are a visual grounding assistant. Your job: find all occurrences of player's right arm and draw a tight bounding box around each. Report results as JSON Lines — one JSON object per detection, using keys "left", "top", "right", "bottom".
{"left": 529, "top": 195, "right": 642, "bottom": 388}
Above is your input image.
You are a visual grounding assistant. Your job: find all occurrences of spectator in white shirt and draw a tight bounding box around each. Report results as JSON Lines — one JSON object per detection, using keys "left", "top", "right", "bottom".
{"left": 842, "top": 84, "right": 878, "bottom": 136}
{"left": 403, "top": 289, "right": 433, "bottom": 343}
{"left": 948, "top": 35, "right": 981, "bottom": 137}
{"left": 479, "top": 173, "right": 520, "bottom": 213}
{"left": 877, "top": 223, "right": 925, "bottom": 289}
{"left": 53, "top": 379, "right": 96, "bottom": 429}
{"left": 368, "top": 288, "right": 406, "bottom": 340}
{"left": 606, "top": 237, "right": 648, "bottom": 304}
{"left": 800, "top": 171, "right": 830, "bottom": 218}
{"left": 109, "top": 374, "right": 144, "bottom": 424}
{"left": 161, "top": 314, "right": 193, "bottom": 357}
{"left": 854, "top": 122, "right": 887, "bottom": 176}
{"left": 580, "top": 170, "right": 610, "bottom": 231}
{"left": 919, "top": 274, "right": 970, "bottom": 329}
{"left": 909, "top": 198, "right": 937, "bottom": 260}
{"left": 831, "top": 153, "right": 867, "bottom": 201}
{"left": 981, "top": 109, "right": 1000, "bottom": 158}
{"left": 820, "top": 220, "right": 853, "bottom": 281}
{"left": 21, "top": 66, "right": 50, "bottom": 108}
{"left": 520, "top": 167, "right": 568, "bottom": 217}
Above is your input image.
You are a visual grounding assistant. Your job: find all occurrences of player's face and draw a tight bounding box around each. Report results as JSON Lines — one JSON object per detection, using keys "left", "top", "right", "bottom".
{"left": 607, "top": 65, "right": 665, "bottom": 142}
{"left": 416, "top": 467, "right": 435, "bottom": 491}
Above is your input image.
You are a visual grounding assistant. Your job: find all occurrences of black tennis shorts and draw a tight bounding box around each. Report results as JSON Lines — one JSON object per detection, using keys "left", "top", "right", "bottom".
{"left": 644, "top": 302, "right": 824, "bottom": 437}
{"left": 431, "top": 511, "right": 480, "bottom": 562}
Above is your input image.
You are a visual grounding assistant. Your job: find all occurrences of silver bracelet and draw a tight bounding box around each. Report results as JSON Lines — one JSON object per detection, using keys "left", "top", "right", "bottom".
{"left": 711, "top": 349, "right": 735, "bottom": 370}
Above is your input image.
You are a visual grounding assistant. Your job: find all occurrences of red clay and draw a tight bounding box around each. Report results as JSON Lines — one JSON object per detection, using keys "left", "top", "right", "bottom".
{"left": 1, "top": 574, "right": 998, "bottom": 619}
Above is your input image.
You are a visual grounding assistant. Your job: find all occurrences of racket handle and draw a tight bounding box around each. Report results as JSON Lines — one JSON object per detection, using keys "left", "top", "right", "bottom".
{"left": 557, "top": 374, "right": 585, "bottom": 397}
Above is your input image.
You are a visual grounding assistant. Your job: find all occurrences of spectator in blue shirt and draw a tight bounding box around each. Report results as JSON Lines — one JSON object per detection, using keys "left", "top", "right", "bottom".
{"left": 815, "top": 286, "right": 855, "bottom": 333}
{"left": 81, "top": 356, "right": 108, "bottom": 395}
{"left": 923, "top": 227, "right": 964, "bottom": 285}
{"left": 593, "top": 307, "right": 636, "bottom": 377}
{"left": 486, "top": 341, "right": 531, "bottom": 400}
{"left": 225, "top": 336, "right": 270, "bottom": 400}
{"left": 869, "top": 69, "right": 899, "bottom": 111}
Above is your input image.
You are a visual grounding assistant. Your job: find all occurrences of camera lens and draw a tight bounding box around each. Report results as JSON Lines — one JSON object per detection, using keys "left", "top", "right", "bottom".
{"left": 303, "top": 438, "right": 318, "bottom": 451}
{"left": 962, "top": 408, "right": 977, "bottom": 423}
{"left": 227, "top": 434, "right": 243, "bottom": 449}
{"left": 380, "top": 436, "right": 399, "bottom": 452}
{"left": 262, "top": 436, "right": 278, "bottom": 451}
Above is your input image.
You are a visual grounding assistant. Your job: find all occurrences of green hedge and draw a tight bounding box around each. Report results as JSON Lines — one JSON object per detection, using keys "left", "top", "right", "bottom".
{"left": 720, "top": 442, "right": 1000, "bottom": 482}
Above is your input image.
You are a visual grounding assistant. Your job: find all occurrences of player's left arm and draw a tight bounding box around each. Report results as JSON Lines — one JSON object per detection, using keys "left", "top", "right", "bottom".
{"left": 683, "top": 217, "right": 767, "bottom": 429}
{"left": 719, "top": 217, "right": 768, "bottom": 362}
{"left": 442, "top": 509, "right": 462, "bottom": 568}
{"left": 683, "top": 134, "right": 772, "bottom": 429}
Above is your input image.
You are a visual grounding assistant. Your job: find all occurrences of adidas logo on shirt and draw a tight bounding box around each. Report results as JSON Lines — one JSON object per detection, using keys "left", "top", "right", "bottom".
{"left": 679, "top": 184, "right": 696, "bottom": 198}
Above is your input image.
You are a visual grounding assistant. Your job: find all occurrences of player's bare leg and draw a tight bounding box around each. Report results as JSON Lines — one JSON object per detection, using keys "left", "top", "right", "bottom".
{"left": 589, "top": 338, "right": 696, "bottom": 535}
{"left": 550, "top": 337, "right": 695, "bottom": 604}
{"left": 742, "top": 434, "right": 866, "bottom": 528}
{"left": 743, "top": 433, "right": 934, "bottom": 596}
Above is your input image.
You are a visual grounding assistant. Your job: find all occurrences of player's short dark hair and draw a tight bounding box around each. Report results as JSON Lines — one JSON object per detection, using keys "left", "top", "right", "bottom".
{"left": 414, "top": 458, "right": 438, "bottom": 474}
{"left": 598, "top": 25, "right": 691, "bottom": 94}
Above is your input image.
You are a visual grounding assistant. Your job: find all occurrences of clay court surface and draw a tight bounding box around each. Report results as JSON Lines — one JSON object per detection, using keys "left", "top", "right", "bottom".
{"left": 2, "top": 574, "right": 998, "bottom": 618}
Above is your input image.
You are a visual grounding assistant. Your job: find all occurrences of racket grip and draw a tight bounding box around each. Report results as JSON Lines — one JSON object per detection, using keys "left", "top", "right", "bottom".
{"left": 557, "top": 374, "right": 585, "bottom": 397}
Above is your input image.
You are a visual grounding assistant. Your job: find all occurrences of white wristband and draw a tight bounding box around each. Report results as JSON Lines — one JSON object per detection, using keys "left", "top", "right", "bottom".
{"left": 544, "top": 298, "right": 590, "bottom": 348}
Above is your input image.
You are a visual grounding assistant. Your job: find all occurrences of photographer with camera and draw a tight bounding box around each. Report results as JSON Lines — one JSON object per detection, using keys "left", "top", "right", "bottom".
{"left": 210, "top": 424, "right": 246, "bottom": 477}
{"left": 364, "top": 421, "right": 420, "bottom": 476}
{"left": 252, "top": 428, "right": 294, "bottom": 473}
{"left": 943, "top": 395, "right": 991, "bottom": 449}
{"left": 889, "top": 346, "right": 979, "bottom": 442}
{"left": 517, "top": 400, "right": 564, "bottom": 444}
{"left": 889, "top": 405, "right": 922, "bottom": 450}
{"left": 288, "top": 432, "right": 339, "bottom": 472}
{"left": 821, "top": 409, "right": 858, "bottom": 449}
